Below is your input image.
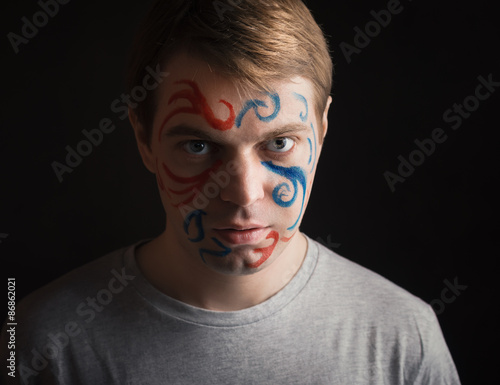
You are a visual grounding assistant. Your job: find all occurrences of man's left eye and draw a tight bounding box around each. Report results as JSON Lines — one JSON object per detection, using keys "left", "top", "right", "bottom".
{"left": 266, "top": 138, "right": 294, "bottom": 153}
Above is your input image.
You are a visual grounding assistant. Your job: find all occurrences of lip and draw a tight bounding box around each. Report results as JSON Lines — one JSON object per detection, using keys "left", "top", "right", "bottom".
{"left": 213, "top": 226, "right": 269, "bottom": 245}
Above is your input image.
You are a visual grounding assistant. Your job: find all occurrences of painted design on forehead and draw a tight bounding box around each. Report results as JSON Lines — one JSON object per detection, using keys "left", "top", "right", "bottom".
{"left": 161, "top": 160, "right": 222, "bottom": 207}
{"left": 246, "top": 230, "right": 279, "bottom": 269}
{"left": 261, "top": 161, "right": 307, "bottom": 231}
{"left": 158, "top": 80, "right": 236, "bottom": 141}
{"left": 292, "top": 92, "right": 309, "bottom": 123}
{"left": 184, "top": 210, "right": 206, "bottom": 242}
{"left": 235, "top": 92, "right": 281, "bottom": 128}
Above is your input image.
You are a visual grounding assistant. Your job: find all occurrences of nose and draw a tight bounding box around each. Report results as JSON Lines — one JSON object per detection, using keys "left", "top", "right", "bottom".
{"left": 219, "top": 154, "right": 266, "bottom": 207}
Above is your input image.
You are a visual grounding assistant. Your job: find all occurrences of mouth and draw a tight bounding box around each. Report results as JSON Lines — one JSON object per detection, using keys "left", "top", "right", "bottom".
{"left": 213, "top": 226, "right": 269, "bottom": 245}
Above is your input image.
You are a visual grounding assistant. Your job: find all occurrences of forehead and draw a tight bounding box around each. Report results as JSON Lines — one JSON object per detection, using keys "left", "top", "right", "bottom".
{"left": 153, "top": 52, "right": 316, "bottom": 136}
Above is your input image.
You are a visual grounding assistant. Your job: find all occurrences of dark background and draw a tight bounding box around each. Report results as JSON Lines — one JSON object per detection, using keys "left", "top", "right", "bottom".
{"left": 1, "top": 0, "right": 498, "bottom": 383}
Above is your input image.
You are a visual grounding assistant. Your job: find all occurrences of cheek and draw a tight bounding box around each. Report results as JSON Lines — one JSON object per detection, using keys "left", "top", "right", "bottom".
{"left": 155, "top": 155, "right": 223, "bottom": 209}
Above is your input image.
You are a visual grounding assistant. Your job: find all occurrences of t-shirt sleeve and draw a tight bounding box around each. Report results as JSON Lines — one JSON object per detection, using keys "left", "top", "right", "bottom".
{"left": 410, "top": 304, "right": 461, "bottom": 385}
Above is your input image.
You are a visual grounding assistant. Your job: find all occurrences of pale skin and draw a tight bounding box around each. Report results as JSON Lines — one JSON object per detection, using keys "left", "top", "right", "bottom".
{"left": 129, "top": 52, "right": 332, "bottom": 311}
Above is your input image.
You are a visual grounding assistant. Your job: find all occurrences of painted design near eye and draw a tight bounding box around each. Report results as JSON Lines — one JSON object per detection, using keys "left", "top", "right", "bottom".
{"left": 158, "top": 80, "right": 236, "bottom": 141}
{"left": 246, "top": 230, "right": 279, "bottom": 268}
{"left": 261, "top": 161, "right": 307, "bottom": 231}
{"left": 184, "top": 210, "right": 207, "bottom": 242}
{"left": 235, "top": 92, "right": 281, "bottom": 128}
{"left": 307, "top": 138, "right": 313, "bottom": 165}
{"left": 161, "top": 160, "right": 222, "bottom": 207}
{"left": 199, "top": 238, "right": 232, "bottom": 264}
{"left": 293, "top": 92, "right": 309, "bottom": 123}
{"left": 309, "top": 122, "right": 317, "bottom": 174}
{"left": 266, "top": 138, "right": 294, "bottom": 153}
{"left": 184, "top": 140, "right": 210, "bottom": 155}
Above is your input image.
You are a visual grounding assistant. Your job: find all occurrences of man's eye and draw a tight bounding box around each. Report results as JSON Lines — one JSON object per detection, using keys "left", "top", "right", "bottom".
{"left": 266, "top": 138, "right": 294, "bottom": 153}
{"left": 184, "top": 140, "right": 210, "bottom": 155}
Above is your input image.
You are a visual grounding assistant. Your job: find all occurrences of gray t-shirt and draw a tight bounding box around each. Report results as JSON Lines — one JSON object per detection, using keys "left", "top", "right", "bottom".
{"left": 2, "top": 236, "right": 460, "bottom": 384}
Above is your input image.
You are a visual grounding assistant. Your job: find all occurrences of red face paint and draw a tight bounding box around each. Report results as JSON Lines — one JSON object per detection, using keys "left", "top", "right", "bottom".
{"left": 246, "top": 230, "right": 279, "bottom": 269}
{"left": 161, "top": 160, "right": 223, "bottom": 207}
{"left": 280, "top": 232, "right": 297, "bottom": 243}
{"left": 158, "top": 80, "right": 236, "bottom": 142}
{"left": 155, "top": 158, "right": 166, "bottom": 192}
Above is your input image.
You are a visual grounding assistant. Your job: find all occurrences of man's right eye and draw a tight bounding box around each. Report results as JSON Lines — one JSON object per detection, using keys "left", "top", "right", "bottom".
{"left": 183, "top": 140, "right": 210, "bottom": 155}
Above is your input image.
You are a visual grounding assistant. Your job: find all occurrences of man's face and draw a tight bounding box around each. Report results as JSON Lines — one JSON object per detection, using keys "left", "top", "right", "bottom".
{"left": 135, "top": 53, "right": 329, "bottom": 276}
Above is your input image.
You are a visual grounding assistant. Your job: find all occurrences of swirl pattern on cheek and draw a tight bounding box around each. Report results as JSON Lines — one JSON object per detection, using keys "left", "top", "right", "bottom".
{"left": 261, "top": 161, "right": 307, "bottom": 231}
{"left": 161, "top": 160, "right": 222, "bottom": 207}
{"left": 158, "top": 80, "right": 236, "bottom": 141}
{"left": 235, "top": 92, "right": 281, "bottom": 128}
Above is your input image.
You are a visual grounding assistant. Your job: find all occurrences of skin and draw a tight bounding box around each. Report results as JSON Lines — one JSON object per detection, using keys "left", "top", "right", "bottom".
{"left": 129, "top": 52, "right": 332, "bottom": 311}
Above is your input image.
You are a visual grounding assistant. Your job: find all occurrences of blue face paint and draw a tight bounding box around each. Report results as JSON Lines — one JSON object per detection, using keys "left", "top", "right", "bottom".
{"left": 235, "top": 92, "right": 281, "bottom": 128}
{"left": 184, "top": 210, "right": 207, "bottom": 242}
{"left": 292, "top": 92, "right": 309, "bottom": 123}
{"left": 199, "top": 238, "right": 232, "bottom": 264}
{"left": 261, "top": 161, "right": 307, "bottom": 231}
{"left": 309, "top": 123, "right": 317, "bottom": 174}
{"left": 307, "top": 138, "right": 313, "bottom": 165}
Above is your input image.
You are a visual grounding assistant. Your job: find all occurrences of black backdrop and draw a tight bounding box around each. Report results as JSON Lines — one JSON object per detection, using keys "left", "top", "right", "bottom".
{"left": 1, "top": 0, "right": 498, "bottom": 383}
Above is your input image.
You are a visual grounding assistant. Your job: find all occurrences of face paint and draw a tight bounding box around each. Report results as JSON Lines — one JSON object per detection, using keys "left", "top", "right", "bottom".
{"left": 292, "top": 92, "right": 309, "bottom": 123}
{"left": 155, "top": 158, "right": 167, "bottom": 194}
{"left": 184, "top": 210, "right": 207, "bottom": 242}
{"left": 161, "top": 160, "right": 223, "bottom": 207}
{"left": 307, "top": 138, "right": 313, "bottom": 165}
{"left": 151, "top": 53, "right": 323, "bottom": 276}
{"left": 280, "top": 232, "right": 297, "bottom": 242}
{"left": 246, "top": 230, "right": 279, "bottom": 268}
{"left": 235, "top": 92, "right": 281, "bottom": 128}
{"left": 308, "top": 122, "right": 317, "bottom": 174}
{"left": 261, "top": 161, "right": 307, "bottom": 231}
{"left": 158, "top": 79, "right": 236, "bottom": 142}
{"left": 292, "top": 92, "right": 317, "bottom": 174}
{"left": 199, "top": 237, "right": 232, "bottom": 264}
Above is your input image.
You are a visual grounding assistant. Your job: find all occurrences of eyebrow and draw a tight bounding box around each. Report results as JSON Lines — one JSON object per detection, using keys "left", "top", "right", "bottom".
{"left": 164, "top": 123, "right": 310, "bottom": 142}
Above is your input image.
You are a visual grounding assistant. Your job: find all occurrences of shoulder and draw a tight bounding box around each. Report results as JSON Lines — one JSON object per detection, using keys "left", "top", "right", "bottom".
{"left": 306, "top": 236, "right": 436, "bottom": 327}
{"left": 5, "top": 243, "right": 138, "bottom": 343}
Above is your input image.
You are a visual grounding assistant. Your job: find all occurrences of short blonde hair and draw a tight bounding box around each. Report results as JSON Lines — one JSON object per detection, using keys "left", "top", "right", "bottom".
{"left": 126, "top": 0, "right": 333, "bottom": 144}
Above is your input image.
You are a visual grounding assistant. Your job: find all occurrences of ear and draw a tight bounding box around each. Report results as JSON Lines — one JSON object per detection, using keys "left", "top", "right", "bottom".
{"left": 129, "top": 108, "right": 156, "bottom": 174}
{"left": 321, "top": 96, "right": 333, "bottom": 142}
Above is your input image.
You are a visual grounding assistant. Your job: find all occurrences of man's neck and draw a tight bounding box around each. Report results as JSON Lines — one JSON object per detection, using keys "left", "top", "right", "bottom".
{"left": 135, "top": 231, "right": 308, "bottom": 311}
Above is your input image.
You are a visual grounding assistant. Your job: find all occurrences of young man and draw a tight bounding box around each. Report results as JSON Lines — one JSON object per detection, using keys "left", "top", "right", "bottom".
{"left": 2, "top": 0, "right": 460, "bottom": 383}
